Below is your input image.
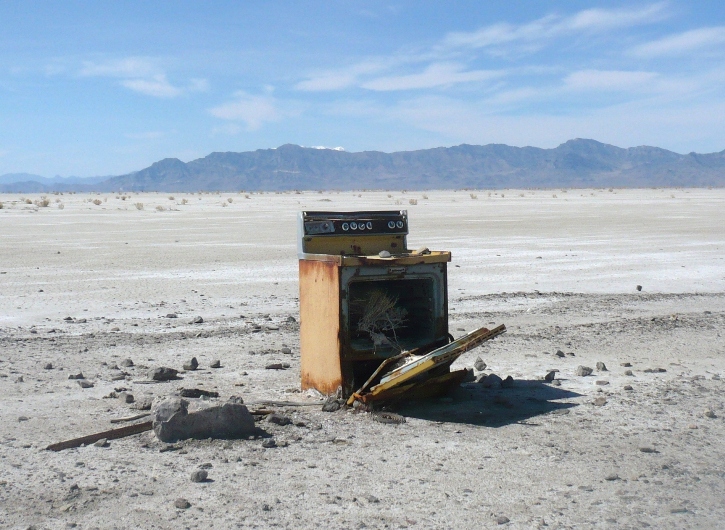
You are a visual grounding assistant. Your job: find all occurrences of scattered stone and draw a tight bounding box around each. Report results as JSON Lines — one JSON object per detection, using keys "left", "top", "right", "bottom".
{"left": 166, "top": 313, "right": 178, "bottom": 319}
{"left": 179, "top": 388, "right": 219, "bottom": 399}
{"left": 566, "top": 352, "right": 575, "bottom": 357}
{"left": 286, "top": 316, "right": 296, "bottom": 323}
{"left": 261, "top": 439, "right": 277, "bottom": 448}
{"left": 281, "top": 347, "right": 292, "bottom": 355}
{"left": 365, "top": 494, "right": 380, "bottom": 503}
{"left": 555, "top": 350, "right": 565, "bottom": 358}
{"left": 462, "top": 367, "right": 475, "bottom": 383}
{"left": 500, "top": 375, "right": 514, "bottom": 388}
{"left": 190, "top": 469, "right": 208, "bottom": 483}
{"left": 152, "top": 397, "right": 255, "bottom": 443}
{"left": 604, "top": 473, "right": 620, "bottom": 481}
{"left": 267, "top": 414, "right": 293, "bottom": 426}
{"left": 544, "top": 371, "right": 556, "bottom": 382}
{"left": 704, "top": 410, "right": 717, "bottom": 419}
{"left": 480, "top": 373, "right": 503, "bottom": 388}
{"left": 110, "top": 327, "right": 120, "bottom": 332}
{"left": 496, "top": 516, "right": 510, "bottom": 525}
{"left": 120, "top": 358, "right": 134, "bottom": 367}
{"left": 183, "top": 357, "right": 199, "bottom": 371}
{"left": 174, "top": 498, "right": 191, "bottom": 509}
{"left": 93, "top": 438, "right": 109, "bottom": 448}
{"left": 644, "top": 368, "right": 667, "bottom": 373}
{"left": 639, "top": 447, "right": 657, "bottom": 453}
{"left": 117, "top": 392, "right": 134, "bottom": 404}
{"left": 595, "top": 380, "right": 610, "bottom": 386}
{"left": 636, "top": 285, "right": 642, "bottom": 291}
{"left": 322, "top": 396, "right": 342, "bottom": 412}
{"left": 64, "top": 316, "right": 73, "bottom": 321}
{"left": 133, "top": 396, "right": 154, "bottom": 410}
{"left": 266, "top": 325, "right": 280, "bottom": 331}
{"left": 624, "top": 370, "right": 633, "bottom": 376}
{"left": 596, "top": 362, "right": 607, "bottom": 371}
{"left": 43, "top": 363, "right": 53, "bottom": 370}
{"left": 621, "top": 362, "right": 632, "bottom": 367}
{"left": 111, "top": 372, "right": 127, "bottom": 381}
{"left": 77, "top": 380, "right": 94, "bottom": 389}
{"left": 551, "top": 380, "right": 561, "bottom": 386}
{"left": 623, "top": 385, "right": 633, "bottom": 391}
{"left": 669, "top": 506, "right": 688, "bottom": 514}
{"left": 576, "top": 366, "right": 593, "bottom": 377}
{"left": 18, "top": 416, "right": 29, "bottom": 422}
{"left": 148, "top": 367, "right": 179, "bottom": 381}
{"left": 190, "top": 316, "right": 203, "bottom": 324}
{"left": 265, "top": 363, "right": 290, "bottom": 370}
{"left": 593, "top": 397, "right": 607, "bottom": 406}
{"left": 378, "top": 250, "right": 391, "bottom": 258}
{"left": 209, "top": 360, "right": 221, "bottom": 369}
{"left": 688, "top": 424, "right": 698, "bottom": 430}
{"left": 15, "top": 376, "right": 24, "bottom": 383}
{"left": 473, "top": 357, "right": 487, "bottom": 371}
{"left": 68, "top": 373, "right": 85, "bottom": 380}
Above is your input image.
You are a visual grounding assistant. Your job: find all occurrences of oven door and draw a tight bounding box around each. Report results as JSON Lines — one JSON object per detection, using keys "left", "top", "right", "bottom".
{"left": 340, "top": 262, "right": 447, "bottom": 360}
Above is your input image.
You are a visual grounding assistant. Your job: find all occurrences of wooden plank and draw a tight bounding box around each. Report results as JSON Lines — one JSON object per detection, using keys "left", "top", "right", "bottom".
{"left": 46, "top": 421, "right": 153, "bottom": 451}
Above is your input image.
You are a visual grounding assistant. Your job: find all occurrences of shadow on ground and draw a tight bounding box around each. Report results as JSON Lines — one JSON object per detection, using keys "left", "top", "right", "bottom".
{"left": 395, "top": 380, "right": 582, "bottom": 427}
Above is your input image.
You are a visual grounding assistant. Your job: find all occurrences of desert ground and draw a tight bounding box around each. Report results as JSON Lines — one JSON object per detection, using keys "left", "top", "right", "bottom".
{"left": 1, "top": 188, "right": 724, "bottom": 529}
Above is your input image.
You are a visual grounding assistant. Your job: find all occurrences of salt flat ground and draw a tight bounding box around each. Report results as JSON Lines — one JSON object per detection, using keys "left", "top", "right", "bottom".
{"left": 0, "top": 189, "right": 724, "bottom": 529}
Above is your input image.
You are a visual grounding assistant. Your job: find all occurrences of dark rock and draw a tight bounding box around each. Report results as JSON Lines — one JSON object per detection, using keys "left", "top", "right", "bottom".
{"left": 77, "top": 380, "right": 94, "bottom": 389}
{"left": 179, "top": 388, "right": 219, "bottom": 399}
{"left": 644, "top": 368, "right": 667, "bottom": 373}
{"left": 190, "top": 469, "right": 208, "bottom": 483}
{"left": 604, "top": 473, "right": 620, "bottom": 481}
{"left": 117, "top": 392, "right": 134, "bottom": 404}
{"left": 636, "top": 285, "right": 642, "bottom": 291}
{"left": 639, "top": 447, "right": 657, "bottom": 453}
{"left": 621, "top": 362, "right": 632, "bottom": 367}
{"left": 265, "top": 363, "right": 289, "bottom": 370}
{"left": 209, "top": 360, "right": 221, "bottom": 369}
{"left": 624, "top": 370, "right": 634, "bottom": 376}
{"left": 166, "top": 313, "right": 178, "bottom": 319}
{"left": 191, "top": 316, "right": 203, "bottom": 324}
{"left": 473, "top": 357, "right": 487, "bottom": 371}
{"left": 120, "top": 358, "right": 134, "bottom": 367}
{"left": 280, "top": 347, "right": 292, "bottom": 355}
{"left": 322, "top": 396, "right": 342, "bottom": 412}
{"left": 461, "top": 367, "right": 475, "bottom": 383}
{"left": 595, "top": 380, "right": 610, "bottom": 386}
{"left": 480, "top": 373, "right": 503, "bottom": 388}
{"left": 623, "top": 385, "right": 633, "bottom": 391}
{"left": 267, "top": 413, "right": 292, "bottom": 426}
{"left": 149, "top": 367, "right": 179, "bottom": 381}
{"left": 64, "top": 316, "right": 73, "bottom": 321}
{"left": 286, "top": 316, "right": 296, "bottom": 323}
{"left": 566, "top": 352, "right": 575, "bottom": 357}
{"left": 365, "top": 495, "right": 380, "bottom": 503}
{"left": 704, "top": 410, "right": 717, "bottom": 418}
{"left": 501, "top": 375, "right": 514, "bottom": 388}
{"left": 152, "top": 397, "right": 256, "bottom": 443}
{"left": 261, "top": 439, "right": 277, "bottom": 448}
{"left": 68, "top": 373, "right": 85, "bottom": 380}
{"left": 576, "top": 366, "right": 593, "bottom": 377}
{"left": 596, "top": 362, "right": 607, "bottom": 371}
{"left": 43, "top": 363, "right": 53, "bottom": 370}
{"left": 544, "top": 371, "right": 556, "bottom": 382}
{"left": 555, "top": 350, "right": 565, "bottom": 358}
{"left": 496, "top": 516, "right": 510, "bottom": 525}
{"left": 174, "top": 498, "right": 191, "bottom": 509}
{"left": 183, "top": 357, "right": 199, "bottom": 371}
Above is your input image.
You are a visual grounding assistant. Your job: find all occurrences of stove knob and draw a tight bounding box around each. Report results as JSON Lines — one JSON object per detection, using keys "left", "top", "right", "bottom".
{"left": 366, "top": 222, "right": 373, "bottom": 230}
{"left": 342, "top": 223, "right": 349, "bottom": 231}
{"left": 396, "top": 221, "right": 404, "bottom": 229}
{"left": 350, "top": 222, "right": 358, "bottom": 229}
{"left": 387, "top": 221, "right": 396, "bottom": 229}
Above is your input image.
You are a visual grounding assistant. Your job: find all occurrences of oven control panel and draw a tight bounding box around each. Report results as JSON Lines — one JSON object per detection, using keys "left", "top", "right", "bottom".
{"left": 301, "top": 211, "right": 408, "bottom": 236}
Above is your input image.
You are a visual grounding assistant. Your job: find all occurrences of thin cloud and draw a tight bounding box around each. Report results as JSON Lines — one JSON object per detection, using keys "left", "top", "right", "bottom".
{"left": 80, "top": 57, "right": 157, "bottom": 78}
{"left": 564, "top": 70, "right": 659, "bottom": 92}
{"left": 295, "top": 60, "right": 389, "bottom": 91}
{"left": 209, "top": 92, "right": 280, "bottom": 130}
{"left": 632, "top": 26, "right": 725, "bottom": 57}
{"left": 121, "top": 75, "right": 181, "bottom": 98}
{"left": 362, "top": 63, "right": 504, "bottom": 91}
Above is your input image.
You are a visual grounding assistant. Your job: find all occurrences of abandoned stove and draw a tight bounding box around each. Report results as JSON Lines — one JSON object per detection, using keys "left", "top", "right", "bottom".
{"left": 298, "top": 210, "right": 505, "bottom": 405}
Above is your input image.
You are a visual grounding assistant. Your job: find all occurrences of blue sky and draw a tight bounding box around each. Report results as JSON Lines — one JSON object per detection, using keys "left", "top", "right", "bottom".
{"left": 1, "top": 1, "right": 725, "bottom": 177}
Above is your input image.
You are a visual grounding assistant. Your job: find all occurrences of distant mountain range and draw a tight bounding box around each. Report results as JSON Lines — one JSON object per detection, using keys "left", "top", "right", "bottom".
{"left": 2, "top": 139, "right": 724, "bottom": 193}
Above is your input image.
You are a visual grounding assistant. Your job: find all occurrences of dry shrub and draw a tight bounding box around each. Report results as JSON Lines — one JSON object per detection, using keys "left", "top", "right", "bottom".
{"left": 470, "top": 193, "right": 478, "bottom": 199}
{"left": 354, "top": 290, "right": 407, "bottom": 349}
{"left": 25, "top": 199, "right": 32, "bottom": 204}
{"left": 134, "top": 202, "right": 144, "bottom": 210}
{"left": 408, "top": 198, "right": 418, "bottom": 205}
{"left": 58, "top": 203, "right": 64, "bottom": 210}
{"left": 0, "top": 202, "right": 3, "bottom": 209}
{"left": 121, "top": 196, "right": 127, "bottom": 201}
{"left": 387, "top": 194, "right": 392, "bottom": 198}
{"left": 92, "top": 199, "right": 102, "bottom": 206}
{"left": 156, "top": 205, "right": 165, "bottom": 211}
{"left": 181, "top": 198, "right": 188, "bottom": 205}
{"left": 395, "top": 200, "right": 402, "bottom": 205}
{"left": 552, "top": 194, "right": 558, "bottom": 198}
{"left": 244, "top": 194, "right": 250, "bottom": 199}
{"left": 227, "top": 197, "right": 233, "bottom": 203}
{"left": 221, "top": 202, "right": 228, "bottom": 207}
{"left": 422, "top": 194, "right": 428, "bottom": 199}
{"left": 35, "top": 197, "right": 50, "bottom": 207}
{"left": 168, "top": 196, "right": 175, "bottom": 200}
{"left": 55, "top": 198, "right": 61, "bottom": 203}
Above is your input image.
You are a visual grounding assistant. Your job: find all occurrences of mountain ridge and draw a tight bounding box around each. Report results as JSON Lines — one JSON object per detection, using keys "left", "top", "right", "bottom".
{"left": 2, "top": 139, "right": 724, "bottom": 193}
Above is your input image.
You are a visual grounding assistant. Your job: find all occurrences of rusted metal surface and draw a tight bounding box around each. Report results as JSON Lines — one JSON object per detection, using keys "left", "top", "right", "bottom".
{"left": 298, "top": 251, "right": 451, "bottom": 266}
{"left": 46, "top": 421, "right": 153, "bottom": 451}
{"left": 299, "top": 259, "right": 343, "bottom": 394}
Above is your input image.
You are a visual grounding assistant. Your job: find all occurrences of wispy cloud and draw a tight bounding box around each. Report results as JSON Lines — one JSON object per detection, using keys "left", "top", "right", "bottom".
{"left": 79, "top": 57, "right": 207, "bottom": 98}
{"left": 295, "top": 60, "right": 390, "bottom": 91}
{"left": 361, "top": 63, "right": 504, "bottom": 91}
{"left": 564, "top": 69, "right": 659, "bottom": 92}
{"left": 209, "top": 91, "right": 281, "bottom": 130}
{"left": 632, "top": 26, "right": 725, "bottom": 57}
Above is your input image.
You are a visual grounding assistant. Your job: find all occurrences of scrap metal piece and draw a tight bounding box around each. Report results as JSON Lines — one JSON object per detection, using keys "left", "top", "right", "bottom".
{"left": 46, "top": 421, "right": 152, "bottom": 451}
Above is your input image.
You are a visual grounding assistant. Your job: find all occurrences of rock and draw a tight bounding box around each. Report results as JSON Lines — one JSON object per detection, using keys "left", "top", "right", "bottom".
{"left": 480, "top": 373, "right": 502, "bottom": 388}
{"left": 265, "top": 363, "right": 289, "bottom": 370}
{"left": 501, "top": 375, "right": 514, "bottom": 388}
{"left": 596, "top": 362, "right": 607, "bottom": 371}
{"left": 117, "top": 392, "right": 134, "bottom": 404}
{"left": 365, "top": 494, "right": 380, "bottom": 503}
{"left": 110, "top": 327, "right": 120, "bottom": 332}
{"left": 286, "top": 316, "right": 296, "bottom": 323}
{"left": 77, "top": 380, "right": 94, "bottom": 389}
{"left": 148, "top": 367, "right": 178, "bottom": 381}
{"left": 261, "top": 439, "right": 277, "bottom": 448}
{"left": 190, "top": 316, "right": 203, "bottom": 324}
{"left": 595, "top": 380, "right": 609, "bottom": 386}
{"left": 267, "top": 413, "right": 292, "bottom": 426}
{"left": 18, "top": 416, "right": 29, "bottom": 422}
{"left": 43, "top": 363, "right": 53, "bottom": 370}
{"left": 462, "top": 367, "right": 475, "bottom": 383}
{"left": 639, "top": 447, "right": 657, "bottom": 453}
{"left": 179, "top": 388, "right": 219, "bottom": 398}
{"left": 704, "top": 410, "right": 717, "bottom": 418}
{"left": 669, "top": 505, "right": 688, "bottom": 514}
{"left": 209, "top": 360, "right": 221, "bottom": 369}
{"left": 544, "top": 371, "right": 556, "bottom": 382}
{"left": 473, "top": 357, "right": 487, "bottom": 371}
{"left": 280, "top": 347, "right": 292, "bottom": 355}
{"left": 174, "top": 498, "right": 191, "bottom": 509}
{"left": 623, "top": 385, "right": 633, "bottom": 391}
{"left": 621, "top": 362, "right": 632, "bottom": 367}
{"left": 551, "top": 380, "right": 561, "bottom": 386}
{"left": 322, "top": 396, "right": 342, "bottom": 412}
{"left": 576, "top": 366, "right": 593, "bottom": 377}
{"left": 604, "top": 473, "right": 620, "bottom": 481}
{"left": 636, "top": 285, "right": 642, "bottom": 291}
{"left": 93, "top": 438, "right": 109, "bottom": 448}
{"left": 555, "top": 350, "right": 565, "bottom": 358}
{"left": 133, "top": 396, "right": 154, "bottom": 410}
{"left": 566, "top": 352, "right": 576, "bottom": 357}
{"left": 68, "top": 372, "right": 85, "bottom": 380}
{"left": 64, "top": 316, "right": 73, "bottom": 321}
{"left": 152, "top": 397, "right": 256, "bottom": 443}
{"left": 15, "top": 376, "right": 24, "bottom": 383}
{"left": 378, "top": 250, "right": 391, "bottom": 258}
{"left": 166, "top": 313, "right": 178, "bottom": 319}
{"left": 496, "top": 516, "right": 510, "bottom": 525}
{"left": 190, "top": 469, "right": 208, "bottom": 483}
{"left": 624, "top": 370, "right": 634, "bottom": 376}
{"left": 120, "top": 358, "right": 134, "bottom": 367}
{"left": 593, "top": 397, "right": 607, "bottom": 406}
{"left": 644, "top": 368, "right": 666, "bottom": 373}
{"left": 183, "top": 357, "right": 199, "bottom": 371}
